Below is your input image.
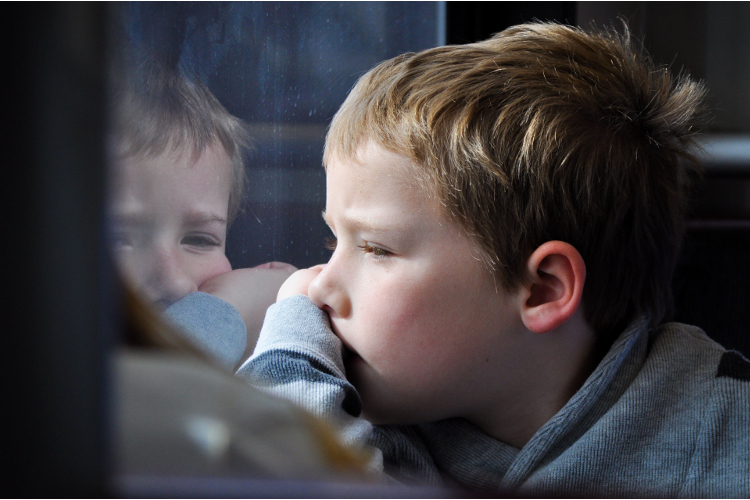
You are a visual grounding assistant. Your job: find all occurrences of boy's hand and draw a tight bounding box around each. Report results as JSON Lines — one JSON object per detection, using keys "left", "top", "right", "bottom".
{"left": 277, "top": 265, "right": 326, "bottom": 302}
{"left": 199, "top": 262, "right": 297, "bottom": 362}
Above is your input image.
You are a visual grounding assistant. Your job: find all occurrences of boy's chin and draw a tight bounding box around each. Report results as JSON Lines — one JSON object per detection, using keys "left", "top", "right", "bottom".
{"left": 343, "top": 357, "right": 391, "bottom": 424}
{"left": 344, "top": 356, "right": 428, "bottom": 425}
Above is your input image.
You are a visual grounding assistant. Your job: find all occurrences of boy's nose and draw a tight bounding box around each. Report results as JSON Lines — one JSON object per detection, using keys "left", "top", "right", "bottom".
{"left": 140, "top": 248, "right": 198, "bottom": 308}
{"left": 308, "top": 259, "right": 350, "bottom": 318}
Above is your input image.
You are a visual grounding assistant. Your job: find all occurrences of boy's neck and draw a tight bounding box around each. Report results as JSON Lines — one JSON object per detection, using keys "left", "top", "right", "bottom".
{"left": 468, "top": 310, "right": 599, "bottom": 449}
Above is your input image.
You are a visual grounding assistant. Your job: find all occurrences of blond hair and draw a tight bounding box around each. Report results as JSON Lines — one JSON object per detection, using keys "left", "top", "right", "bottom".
{"left": 111, "top": 65, "right": 250, "bottom": 224}
{"left": 325, "top": 22, "right": 707, "bottom": 340}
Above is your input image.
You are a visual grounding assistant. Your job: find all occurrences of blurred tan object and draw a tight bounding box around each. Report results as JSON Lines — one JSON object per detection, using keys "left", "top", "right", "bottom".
{"left": 115, "top": 287, "right": 369, "bottom": 481}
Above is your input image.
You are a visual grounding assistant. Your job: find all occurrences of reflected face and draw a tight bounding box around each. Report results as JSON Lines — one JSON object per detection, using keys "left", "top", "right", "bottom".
{"left": 109, "top": 144, "right": 232, "bottom": 307}
{"left": 309, "top": 141, "right": 524, "bottom": 425}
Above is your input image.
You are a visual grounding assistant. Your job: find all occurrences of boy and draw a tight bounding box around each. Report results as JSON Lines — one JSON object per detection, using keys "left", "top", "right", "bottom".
{"left": 198, "top": 23, "right": 749, "bottom": 495}
{"left": 108, "top": 66, "right": 295, "bottom": 368}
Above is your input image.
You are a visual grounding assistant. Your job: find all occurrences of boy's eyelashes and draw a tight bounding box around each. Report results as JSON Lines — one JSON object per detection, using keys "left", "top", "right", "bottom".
{"left": 358, "top": 243, "right": 391, "bottom": 258}
{"left": 324, "top": 236, "right": 392, "bottom": 258}
{"left": 181, "top": 234, "right": 221, "bottom": 248}
{"left": 108, "top": 227, "right": 221, "bottom": 250}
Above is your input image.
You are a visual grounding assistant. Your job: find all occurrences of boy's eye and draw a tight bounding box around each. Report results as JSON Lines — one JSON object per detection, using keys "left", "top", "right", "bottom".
{"left": 359, "top": 242, "right": 391, "bottom": 257}
{"left": 181, "top": 234, "right": 220, "bottom": 248}
{"left": 324, "top": 236, "right": 338, "bottom": 251}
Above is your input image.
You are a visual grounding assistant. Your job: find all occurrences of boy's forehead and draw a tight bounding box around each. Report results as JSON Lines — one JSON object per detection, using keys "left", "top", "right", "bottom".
{"left": 110, "top": 141, "right": 232, "bottom": 195}
{"left": 330, "top": 140, "right": 427, "bottom": 186}
{"left": 324, "top": 141, "right": 453, "bottom": 228}
{"left": 114, "top": 134, "right": 230, "bottom": 166}
{"left": 113, "top": 141, "right": 231, "bottom": 178}
{"left": 326, "top": 142, "right": 427, "bottom": 199}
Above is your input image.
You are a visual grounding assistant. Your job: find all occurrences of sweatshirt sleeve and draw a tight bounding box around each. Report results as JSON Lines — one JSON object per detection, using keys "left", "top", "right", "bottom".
{"left": 164, "top": 291, "right": 247, "bottom": 370}
{"left": 236, "top": 295, "right": 379, "bottom": 461}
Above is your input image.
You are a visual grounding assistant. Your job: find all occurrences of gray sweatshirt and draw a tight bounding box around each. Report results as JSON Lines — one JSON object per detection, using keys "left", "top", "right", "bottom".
{"left": 172, "top": 292, "right": 750, "bottom": 496}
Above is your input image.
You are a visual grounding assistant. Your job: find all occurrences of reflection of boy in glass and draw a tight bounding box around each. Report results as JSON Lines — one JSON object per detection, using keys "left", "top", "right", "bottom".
{"left": 109, "top": 67, "right": 295, "bottom": 367}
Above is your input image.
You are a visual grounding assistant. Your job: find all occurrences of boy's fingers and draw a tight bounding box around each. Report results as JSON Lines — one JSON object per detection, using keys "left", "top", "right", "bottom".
{"left": 277, "top": 266, "right": 325, "bottom": 302}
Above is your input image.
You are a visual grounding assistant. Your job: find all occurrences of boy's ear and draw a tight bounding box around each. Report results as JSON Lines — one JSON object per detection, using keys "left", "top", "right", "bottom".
{"left": 520, "top": 241, "right": 586, "bottom": 334}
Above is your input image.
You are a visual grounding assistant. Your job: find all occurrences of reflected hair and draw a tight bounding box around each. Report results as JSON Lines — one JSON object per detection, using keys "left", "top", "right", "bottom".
{"left": 110, "top": 64, "right": 251, "bottom": 224}
{"left": 324, "top": 22, "right": 707, "bottom": 342}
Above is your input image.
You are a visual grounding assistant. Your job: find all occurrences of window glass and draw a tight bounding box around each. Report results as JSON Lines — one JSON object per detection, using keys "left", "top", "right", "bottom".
{"left": 113, "top": 2, "right": 442, "bottom": 271}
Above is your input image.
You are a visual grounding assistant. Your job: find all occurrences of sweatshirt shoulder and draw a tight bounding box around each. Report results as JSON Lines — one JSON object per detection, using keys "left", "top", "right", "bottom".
{"left": 654, "top": 325, "right": 750, "bottom": 496}
{"left": 652, "top": 322, "right": 742, "bottom": 379}
{"left": 646, "top": 322, "right": 750, "bottom": 410}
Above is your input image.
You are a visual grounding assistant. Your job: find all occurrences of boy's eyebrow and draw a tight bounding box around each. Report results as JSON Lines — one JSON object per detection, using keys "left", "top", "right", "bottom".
{"left": 321, "top": 210, "right": 408, "bottom": 234}
{"left": 182, "top": 210, "right": 227, "bottom": 225}
{"left": 109, "top": 211, "right": 227, "bottom": 226}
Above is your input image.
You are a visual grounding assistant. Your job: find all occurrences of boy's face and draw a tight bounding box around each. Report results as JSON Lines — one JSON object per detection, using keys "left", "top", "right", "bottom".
{"left": 109, "top": 144, "right": 232, "bottom": 307}
{"left": 310, "top": 141, "right": 526, "bottom": 425}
